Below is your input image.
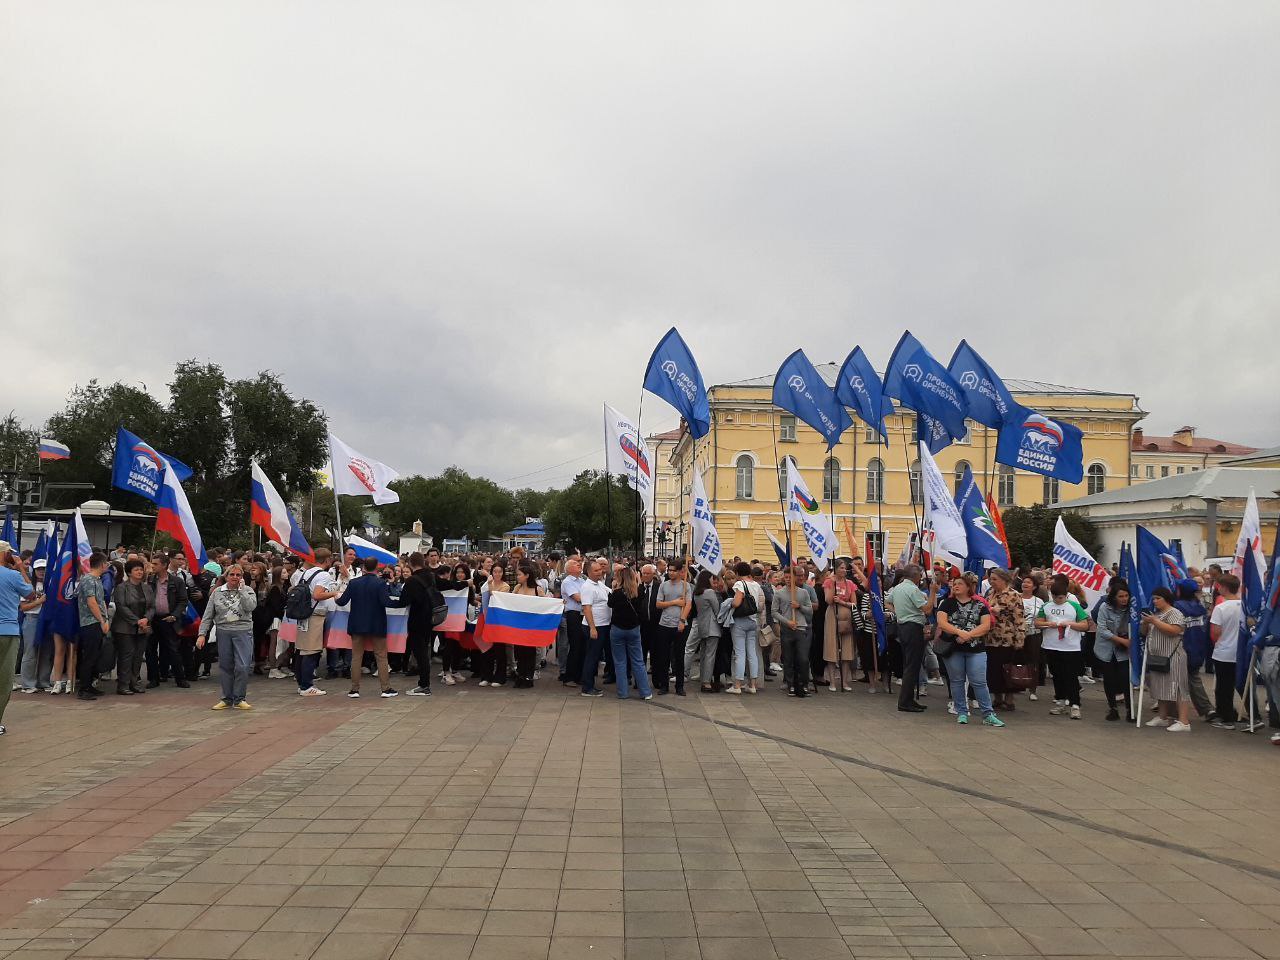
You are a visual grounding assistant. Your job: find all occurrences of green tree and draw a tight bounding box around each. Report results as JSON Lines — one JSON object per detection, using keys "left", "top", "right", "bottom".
{"left": 381, "top": 467, "right": 521, "bottom": 546}
{"left": 513, "top": 487, "right": 556, "bottom": 521}
{"left": 541, "top": 471, "right": 643, "bottom": 553}
{"left": 0, "top": 413, "right": 39, "bottom": 475}
{"left": 1001, "top": 504, "right": 1101, "bottom": 569}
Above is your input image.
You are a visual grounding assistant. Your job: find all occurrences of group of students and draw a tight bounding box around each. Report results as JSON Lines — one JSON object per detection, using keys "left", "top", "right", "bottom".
{"left": 2, "top": 535, "right": 1277, "bottom": 747}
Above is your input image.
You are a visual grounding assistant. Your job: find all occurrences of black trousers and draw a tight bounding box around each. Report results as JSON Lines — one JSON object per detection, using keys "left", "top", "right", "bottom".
{"left": 560, "top": 611, "right": 584, "bottom": 682}
{"left": 1045, "top": 649, "right": 1083, "bottom": 706}
{"left": 780, "top": 625, "right": 810, "bottom": 691}
{"left": 897, "top": 622, "right": 926, "bottom": 708}
{"left": 114, "top": 631, "right": 144, "bottom": 691}
{"left": 77, "top": 623, "right": 104, "bottom": 692}
{"left": 1100, "top": 657, "right": 1131, "bottom": 715}
{"left": 480, "top": 643, "right": 507, "bottom": 684}
{"left": 651, "top": 624, "right": 687, "bottom": 693}
{"left": 1213, "top": 661, "right": 1238, "bottom": 722}
{"left": 410, "top": 632, "right": 432, "bottom": 690}
{"left": 513, "top": 645, "right": 537, "bottom": 687}
{"left": 147, "top": 618, "right": 185, "bottom": 682}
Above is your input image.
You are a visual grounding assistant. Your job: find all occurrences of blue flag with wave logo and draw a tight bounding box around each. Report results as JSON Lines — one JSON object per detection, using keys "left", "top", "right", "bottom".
{"left": 953, "top": 464, "right": 1010, "bottom": 567}
{"left": 1118, "top": 541, "right": 1144, "bottom": 687}
{"left": 994, "top": 403, "right": 1085, "bottom": 484}
{"left": 835, "top": 346, "right": 894, "bottom": 441}
{"left": 37, "top": 523, "right": 80, "bottom": 645}
{"left": 642, "top": 328, "right": 711, "bottom": 440}
{"left": 772, "top": 349, "right": 852, "bottom": 450}
{"left": 947, "top": 340, "right": 1017, "bottom": 430}
{"left": 111, "top": 426, "right": 195, "bottom": 504}
{"left": 882, "top": 332, "right": 969, "bottom": 453}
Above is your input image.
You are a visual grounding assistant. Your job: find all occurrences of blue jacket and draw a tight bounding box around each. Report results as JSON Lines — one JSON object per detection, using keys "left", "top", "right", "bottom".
{"left": 1094, "top": 600, "right": 1130, "bottom": 663}
{"left": 336, "top": 574, "right": 406, "bottom": 637}
{"left": 1173, "top": 598, "right": 1209, "bottom": 670}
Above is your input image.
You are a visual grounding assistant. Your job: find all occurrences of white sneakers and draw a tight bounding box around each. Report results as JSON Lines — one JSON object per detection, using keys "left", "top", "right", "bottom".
{"left": 443, "top": 674, "right": 456, "bottom": 685}
{"left": 1027, "top": 691, "right": 1038, "bottom": 701}
{"left": 1070, "top": 705, "right": 1081, "bottom": 720}
{"left": 1167, "top": 721, "right": 1191, "bottom": 733}
{"left": 268, "top": 668, "right": 293, "bottom": 679}
{"left": 1049, "top": 702, "right": 1065, "bottom": 716}
{"left": 299, "top": 686, "right": 327, "bottom": 697}
{"left": 1145, "top": 716, "right": 1170, "bottom": 728}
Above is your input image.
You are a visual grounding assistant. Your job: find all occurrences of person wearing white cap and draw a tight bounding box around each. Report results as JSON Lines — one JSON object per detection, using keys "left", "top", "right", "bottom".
{"left": 0, "top": 541, "right": 37, "bottom": 733}
{"left": 18, "top": 559, "right": 51, "bottom": 693}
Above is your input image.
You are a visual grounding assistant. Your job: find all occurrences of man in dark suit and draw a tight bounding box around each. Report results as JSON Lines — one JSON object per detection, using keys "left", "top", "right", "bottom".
{"left": 335, "top": 557, "right": 407, "bottom": 699}
{"left": 637, "top": 563, "right": 660, "bottom": 667}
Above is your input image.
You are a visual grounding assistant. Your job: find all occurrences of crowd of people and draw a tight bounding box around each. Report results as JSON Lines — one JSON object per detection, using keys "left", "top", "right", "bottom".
{"left": 0, "top": 537, "right": 1277, "bottom": 745}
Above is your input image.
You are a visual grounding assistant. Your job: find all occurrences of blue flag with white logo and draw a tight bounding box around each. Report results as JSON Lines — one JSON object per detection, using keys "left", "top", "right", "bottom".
{"left": 0, "top": 507, "right": 13, "bottom": 550}
{"left": 642, "top": 328, "right": 711, "bottom": 440}
{"left": 882, "top": 332, "right": 969, "bottom": 452}
{"left": 772, "top": 349, "right": 852, "bottom": 450}
{"left": 994, "top": 403, "right": 1085, "bottom": 484}
{"left": 37, "top": 523, "right": 80, "bottom": 645}
{"left": 111, "top": 426, "right": 194, "bottom": 504}
{"left": 1236, "top": 546, "right": 1262, "bottom": 693}
{"left": 947, "top": 340, "right": 1017, "bottom": 430}
{"left": 1118, "top": 541, "right": 1144, "bottom": 687}
{"left": 835, "top": 347, "right": 894, "bottom": 441}
{"left": 953, "top": 464, "right": 1010, "bottom": 567}
{"left": 1136, "top": 525, "right": 1181, "bottom": 601}
{"left": 1247, "top": 536, "right": 1279, "bottom": 658}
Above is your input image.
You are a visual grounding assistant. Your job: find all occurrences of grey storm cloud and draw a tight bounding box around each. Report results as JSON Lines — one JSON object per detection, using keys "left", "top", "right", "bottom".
{"left": 2, "top": 0, "right": 1278, "bottom": 488}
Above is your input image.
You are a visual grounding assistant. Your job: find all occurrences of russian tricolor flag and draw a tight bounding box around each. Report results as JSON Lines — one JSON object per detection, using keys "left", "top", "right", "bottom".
{"left": 324, "top": 607, "right": 408, "bottom": 654}
{"left": 345, "top": 534, "right": 398, "bottom": 567}
{"left": 250, "top": 462, "right": 315, "bottom": 563}
{"left": 481, "top": 592, "right": 564, "bottom": 648}
{"left": 439, "top": 589, "right": 470, "bottom": 633}
{"left": 156, "top": 464, "right": 208, "bottom": 568}
{"left": 38, "top": 438, "right": 70, "bottom": 461}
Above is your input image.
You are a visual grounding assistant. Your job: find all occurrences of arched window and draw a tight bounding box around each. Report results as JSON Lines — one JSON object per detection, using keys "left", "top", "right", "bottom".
{"left": 1087, "top": 463, "right": 1106, "bottom": 496}
{"left": 998, "top": 464, "right": 1016, "bottom": 506}
{"left": 1043, "top": 476, "right": 1060, "bottom": 505}
{"left": 866, "top": 458, "right": 884, "bottom": 503}
{"left": 777, "top": 456, "right": 797, "bottom": 500}
{"left": 823, "top": 457, "right": 841, "bottom": 502}
{"left": 909, "top": 460, "right": 921, "bottom": 504}
{"left": 735, "top": 454, "right": 754, "bottom": 500}
{"left": 953, "top": 460, "right": 971, "bottom": 496}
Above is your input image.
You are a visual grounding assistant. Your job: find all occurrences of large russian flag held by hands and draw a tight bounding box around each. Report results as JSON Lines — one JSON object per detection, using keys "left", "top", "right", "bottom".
{"left": 250, "top": 462, "right": 315, "bottom": 563}
{"left": 480, "top": 592, "right": 564, "bottom": 648}
{"left": 156, "top": 465, "right": 208, "bottom": 568}
{"left": 324, "top": 607, "right": 408, "bottom": 654}
{"left": 439, "top": 589, "right": 470, "bottom": 633}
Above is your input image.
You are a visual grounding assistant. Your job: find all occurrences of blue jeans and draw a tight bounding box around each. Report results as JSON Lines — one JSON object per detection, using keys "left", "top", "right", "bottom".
{"left": 581, "top": 623, "right": 610, "bottom": 693}
{"left": 945, "top": 650, "right": 995, "bottom": 718}
{"left": 730, "top": 618, "right": 761, "bottom": 683}
{"left": 610, "top": 625, "right": 651, "bottom": 699}
{"left": 217, "top": 628, "right": 253, "bottom": 704}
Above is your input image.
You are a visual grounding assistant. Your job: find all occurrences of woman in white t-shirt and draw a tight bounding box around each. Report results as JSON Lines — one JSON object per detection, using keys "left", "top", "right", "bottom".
{"left": 728, "top": 561, "right": 765, "bottom": 694}
{"left": 1034, "top": 574, "right": 1089, "bottom": 719}
{"left": 1208, "top": 574, "right": 1243, "bottom": 727}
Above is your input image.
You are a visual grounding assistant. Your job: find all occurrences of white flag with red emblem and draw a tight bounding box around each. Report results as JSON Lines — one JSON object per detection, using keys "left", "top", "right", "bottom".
{"left": 328, "top": 433, "right": 401, "bottom": 505}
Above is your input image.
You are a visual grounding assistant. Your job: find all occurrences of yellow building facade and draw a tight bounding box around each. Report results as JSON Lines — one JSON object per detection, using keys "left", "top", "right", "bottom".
{"left": 655, "top": 365, "right": 1144, "bottom": 563}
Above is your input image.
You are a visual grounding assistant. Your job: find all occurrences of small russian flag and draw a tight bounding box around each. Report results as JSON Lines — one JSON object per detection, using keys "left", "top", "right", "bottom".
{"left": 345, "top": 534, "right": 399, "bottom": 567}
{"left": 481, "top": 591, "right": 564, "bottom": 648}
{"left": 438, "top": 589, "right": 470, "bottom": 633}
{"left": 38, "top": 438, "right": 70, "bottom": 461}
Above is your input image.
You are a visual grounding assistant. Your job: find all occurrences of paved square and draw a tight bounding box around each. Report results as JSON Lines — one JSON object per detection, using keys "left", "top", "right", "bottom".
{"left": 1, "top": 676, "right": 1277, "bottom": 960}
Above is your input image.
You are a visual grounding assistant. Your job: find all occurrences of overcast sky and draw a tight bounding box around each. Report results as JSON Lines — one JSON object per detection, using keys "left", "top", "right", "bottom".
{"left": 3, "top": 1, "right": 1278, "bottom": 489}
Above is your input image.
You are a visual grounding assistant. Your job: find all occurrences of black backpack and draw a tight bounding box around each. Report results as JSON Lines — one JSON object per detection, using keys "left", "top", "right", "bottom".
{"left": 284, "top": 570, "right": 322, "bottom": 621}
{"left": 427, "top": 583, "right": 450, "bottom": 628}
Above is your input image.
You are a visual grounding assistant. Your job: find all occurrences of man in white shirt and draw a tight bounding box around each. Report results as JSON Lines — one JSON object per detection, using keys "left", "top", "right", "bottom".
{"left": 578, "top": 558, "right": 611, "bottom": 697}
{"left": 558, "top": 558, "right": 585, "bottom": 685}
{"left": 291, "top": 547, "right": 339, "bottom": 696}
{"left": 1209, "top": 574, "right": 1243, "bottom": 728}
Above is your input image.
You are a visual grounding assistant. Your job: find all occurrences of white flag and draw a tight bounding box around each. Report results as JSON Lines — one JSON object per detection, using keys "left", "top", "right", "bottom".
{"left": 328, "top": 433, "right": 401, "bottom": 506}
{"left": 689, "top": 468, "right": 724, "bottom": 574}
{"left": 1232, "top": 489, "right": 1266, "bottom": 584}
{"left": 1051, "top": 517, "right": 1110, "bottom": 608}
{"left": 603, "top": 404, "right": 655, "bottom": 515}
{"left": 785, "top": 458, "right": 839, "bottom": 571}
{"left": 918, "top": 441, "right": 967, "bottom": 563}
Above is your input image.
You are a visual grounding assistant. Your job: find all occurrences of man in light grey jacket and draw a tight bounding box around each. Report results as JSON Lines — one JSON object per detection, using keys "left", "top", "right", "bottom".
{"left": 773, "top": 564, "right": 814, "bottom": 697}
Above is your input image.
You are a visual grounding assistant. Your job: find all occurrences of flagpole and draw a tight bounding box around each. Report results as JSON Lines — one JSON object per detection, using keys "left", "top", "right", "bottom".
{"left": 897, "top": 413, "right": 924, "bottom": 552}
{"left": 326, "top": 434, "right": 345, "bottom": 553}
{"left": 771, "top": 408, "right": 792, "bottom": 562}
{"left": 982, "top": 426, "right": 992, "bottom": 499}
{"left": 876, "top": 432, "right": 884, "bottom": 556}
{"left": 634, "top": 391, "right": 646, "bottom": 559}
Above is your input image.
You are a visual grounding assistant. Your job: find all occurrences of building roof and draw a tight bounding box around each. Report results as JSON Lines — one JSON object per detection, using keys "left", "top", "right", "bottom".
{"left": 1221, "top": 444, "right": 1280, "bottom": 466}
{"left": 505, "top": 521, "right": 546, "bottom": 537}
{"left": 1131, "top": 429, "right": 1256, "bottom": 456}
{"left": 718, "top": 362, "right": 1132, "bottom": 398}
{"left": 1056, "top": 467, "right": 1280, "bottom": 509}
{"left": 645, "top": 428, "right": 683, "bottom": 442}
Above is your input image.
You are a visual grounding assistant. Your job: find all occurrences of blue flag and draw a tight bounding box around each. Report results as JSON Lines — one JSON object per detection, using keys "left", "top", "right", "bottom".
{"left": 994, "top": 403, "right": 1085, "bottom": 484}
{"left": 37, "top": 524, "right": 80, "bottom": 645}
{"left": 865, "top": 542, "right": 888, "bottom": 655}
{"left": 1118, "top": 541, "right": 1144, "bottom": 687}
{"left": 882, "top": 332, "right": 969, "bottom": 451}
{"left": 947, "top": 340, "right": 1016, "bottom": 430}
{"left": 1236, "top": 546, "right": 1262, "bottom": 693}
{"left": 642, "top": 328, "right": 711, "bottom": 439}
{"left": 953, "top": 464, "right": 1010, "bottom": 567}
{"left": 1248, "top": 536, "right": 1279, "bottom": 657}
{"left": 0, "top": 507, "right": 13, "bottom": 549}
{"left": 32, "top": 523, "right": 49, "bottom": 561}
{"left": 766, "top": 530, "right": 791, "bottom": 568}
{"left": 1136, "top": 525, "right": 1181, "bottom": 601}
{"left": 772, "top": 349, "right": 852, "bottom": 450}
{"left": 835, "top": 347, "right": 894, "bottom": 441}
{"left": 111, "top": 427, "right": 194, "bottom": 504}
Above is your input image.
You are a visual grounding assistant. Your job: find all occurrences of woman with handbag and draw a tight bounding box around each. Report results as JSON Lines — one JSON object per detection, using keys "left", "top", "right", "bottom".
{"left": 1141, "top": 588, "right": 1191, "bottom": 732}
{"left": 936, "top": 573, "right": 1004, "bottom": 726}
{"left": 823, "top": 561, "right": 858, "bottom": 692}
{"left": 1020, "top": 575, "right": 1046, "bottom": 702}
{"left": 984, "top": 568, "right": 1025, "bottom": 712}
{"left": 728, "top": 561, "right": 765, "bottom": 694}
{"left": 1094, "top": 579, "right": 1133, "bottom": 722}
